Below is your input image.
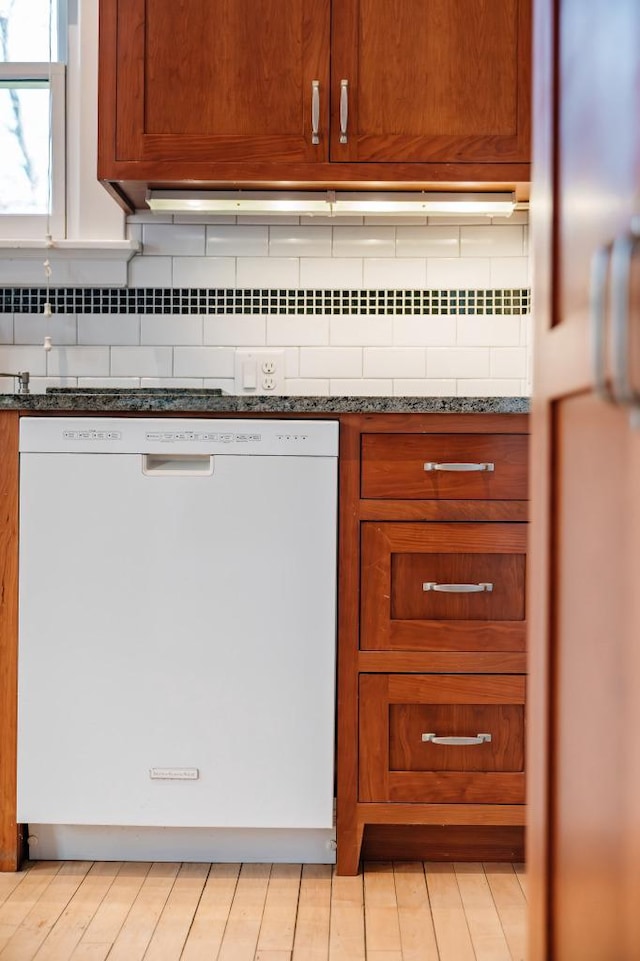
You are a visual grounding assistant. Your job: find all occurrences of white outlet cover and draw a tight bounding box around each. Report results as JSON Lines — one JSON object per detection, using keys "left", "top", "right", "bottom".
{"left": 234, "top": 351, "right": 285, "bottom": 394}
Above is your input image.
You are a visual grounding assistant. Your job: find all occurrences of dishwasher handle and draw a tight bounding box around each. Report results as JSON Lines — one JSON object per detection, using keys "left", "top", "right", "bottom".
{"left": 142, "top": 453, "right": 214, "bottom": 476}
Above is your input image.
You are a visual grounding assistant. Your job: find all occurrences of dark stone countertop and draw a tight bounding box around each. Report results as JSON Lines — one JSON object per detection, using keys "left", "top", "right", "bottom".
{"left": 0, "top": 389, "right": 529, "bottom": 414}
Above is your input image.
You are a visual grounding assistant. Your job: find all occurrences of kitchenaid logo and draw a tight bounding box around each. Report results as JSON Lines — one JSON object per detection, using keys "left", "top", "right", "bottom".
{"left": 63, "top": 430, "right": 122, "bottom": 441}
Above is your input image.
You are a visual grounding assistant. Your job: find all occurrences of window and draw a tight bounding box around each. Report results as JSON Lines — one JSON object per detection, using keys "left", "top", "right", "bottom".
{"left": 0, "top": 0, "right": 66, "bottom": 238}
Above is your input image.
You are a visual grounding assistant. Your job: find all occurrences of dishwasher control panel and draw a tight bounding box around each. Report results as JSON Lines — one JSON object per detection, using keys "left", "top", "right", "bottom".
{"left": 20, "top": 417, "right": 339, "bottom": 457}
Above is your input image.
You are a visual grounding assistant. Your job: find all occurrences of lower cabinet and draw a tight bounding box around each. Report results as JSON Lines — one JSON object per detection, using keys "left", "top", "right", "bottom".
{"left": 337, "top": 413, "right": 529, "bottom": 874}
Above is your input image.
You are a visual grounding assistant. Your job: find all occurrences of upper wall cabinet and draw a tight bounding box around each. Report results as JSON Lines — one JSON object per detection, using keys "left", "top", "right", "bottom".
{"left": 98, "top": 0, "right": 531, "bottom": 210}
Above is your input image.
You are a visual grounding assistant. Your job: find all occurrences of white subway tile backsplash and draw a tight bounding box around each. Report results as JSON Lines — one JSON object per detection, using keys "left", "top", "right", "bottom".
{"left": 206, "top": 225, "right": 268, "bottom": 257}
{"left": 362, "top": 258, "right": 426, "bottom": 289}
{"left": 457, "top": 315, "right": 522, "bottom": 347}
{"left": 393, "top": 316, "right": 456, "bottom": 347}
{"left": 329, "top": 378, "right": 393, "bottom": 396}
{"left": 172, "top": 257, "right": 236, "bottom": 287}
{"left": 47, "top": 347, "right": 110, "bottom": 378}
{"left": 457, "top": 378, "right": 524, "bottom": 396}
{"left": 173, "top": 347, "right": 235, "bottom": 378}
{"left": 14, "top": 313, "right": 76, "bottom": 346}
{"left": 128, "top": 256, "right": 173, "bottom": 287}
{"left": 461, "top": 225, "right": 524, "bottom": 258}
{"left": 110, "top": 347, "right": 173, "bottom": 378}
{"left": 239, "top": 215, "right": 301, "bottom": 226}
{"left": 236, "top": 257, "right": 299, "bottom": 288}
{"left": 78, "top": 377, "right": 140, "bottom": 388}
{"left": 427, "top": 347, "right": 490, "bottom": 378}
{"left": 141, "top": 314, "right": 203, "bottom": 346}
{"left": 66, "top": 261, "right": 129, "bottom": 286}
{"left": 269, "top": 226, "right": 332, "bottom": 258}
{"left": 393, "top": 378, "right": 456, "bottom": 396}
{"left": 490, "top": 257, "right": 530, "bottom": 287}
{"left": 78, "top": 313, "right": 140, "bottom": 346}
{"left": 204, "top": 316, "right": 266, "bottom": 346}
{"left": 300, "top": 347, "right": 362, "bottom": 378}
{"left": 141, "top": 378, "right": 205, "bottom": 388}
{"left": 0, "top": 315, "right": 12, "bottom": 343}
{"left": 300, "top": 258, "right": 363, "bottom": 287}
{"left": 3, "top": 216, "right": 530, "bottom": 398}
{"left": 490, "top": 347, "right": 528, "bottom": 378}
{"left": 142, "top": 224, "right": 206, "bottom": 256}
{"left": 426, "top": 258, "right": 491, "bottom": 288}
{"left": 285, "top": 378, "right": 330, "bottom": 395}
{"left": 363, "top": 348, "right": 426, "bottom": 378}
{"left": 333, "top": 226, "right": 396, "bottom": 258}
{"left": 396, "top": 226, "right": 460, "bottom": 258}
{"left": 330, "top": 315, "right": 393, "bottom": 346}
{"left": 267, "top": 315, "right": 329, "bottom": 346}
{"left": 28, "top": 376, "right": 78, "bottom": 393}
{"left": 202, "top": 378, "right": 236, "bottom": 393}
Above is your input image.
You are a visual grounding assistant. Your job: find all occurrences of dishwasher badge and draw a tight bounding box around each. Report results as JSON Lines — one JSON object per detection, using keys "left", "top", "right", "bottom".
{"left": 149, "top": 767, "right": 199, "bottom": 780}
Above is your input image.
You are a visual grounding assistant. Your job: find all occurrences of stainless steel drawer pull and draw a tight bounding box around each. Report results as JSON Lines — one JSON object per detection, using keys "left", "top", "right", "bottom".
{"left": 422, "top": 582, "right": 493, "bottom": 593}
{"left": 311, "top": 80, "right": 320, "bottom": 145}
{"left": 423, "top": 461, "right": 494, "bottom": 472}
{"left": 611, "top": 229, "right": 640, "bottom": 405}
{"left": 589, "top": 240, "right": 615, "bottom": 401}
{"left": 340, "top": 79, "right": 349, "bottom": 143}
{"left": 422, "top": 733, "right": 492, "bottom": 746}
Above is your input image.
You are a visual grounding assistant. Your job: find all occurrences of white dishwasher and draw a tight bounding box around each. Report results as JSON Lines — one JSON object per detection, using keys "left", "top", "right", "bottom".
{"left": 18, "top": 417, "right": 338, "bottom": 863}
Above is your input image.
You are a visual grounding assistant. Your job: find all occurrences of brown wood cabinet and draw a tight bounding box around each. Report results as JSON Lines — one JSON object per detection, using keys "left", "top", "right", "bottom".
{"left": 529, "top": 0, "right": 640, "bottom": 958}
{"left": 98, "top": 0, "right": 531, "bottom": 209}
{"left": 337, "top": 412, "right": 529, "bottom": 874}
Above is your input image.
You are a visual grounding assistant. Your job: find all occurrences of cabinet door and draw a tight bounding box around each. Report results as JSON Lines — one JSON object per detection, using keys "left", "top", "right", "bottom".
{"left": 359, "top": 674, "right": 525, "bottom": 803}
{"left": 331, "top": 0, "right": 531, "bottom": 163}
{"left": 111, "top": 0, "right": 330, "bottom": 164}
{"left": 361, "top": 522, "right": 527, "bottom": 652}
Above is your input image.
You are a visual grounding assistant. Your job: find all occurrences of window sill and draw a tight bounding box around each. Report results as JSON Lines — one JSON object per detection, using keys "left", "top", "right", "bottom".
{"left": 0, "top": 239, "right": 140, "bottom": 261}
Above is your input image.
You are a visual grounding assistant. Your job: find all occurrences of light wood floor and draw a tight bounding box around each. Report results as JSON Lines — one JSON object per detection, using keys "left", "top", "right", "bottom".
{"left": 0, "top": 860, "right": 527, "bottom": 961}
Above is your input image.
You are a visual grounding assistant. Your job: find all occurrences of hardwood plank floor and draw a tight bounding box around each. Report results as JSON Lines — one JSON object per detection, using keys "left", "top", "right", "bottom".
{"left": 0, "top": 861, "right": 527, "bottom": 960}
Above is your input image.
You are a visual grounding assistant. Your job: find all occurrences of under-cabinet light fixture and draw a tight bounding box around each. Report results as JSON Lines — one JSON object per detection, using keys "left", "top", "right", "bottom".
{"left": 146, "top": 190, "right": 517, "bottom": 217}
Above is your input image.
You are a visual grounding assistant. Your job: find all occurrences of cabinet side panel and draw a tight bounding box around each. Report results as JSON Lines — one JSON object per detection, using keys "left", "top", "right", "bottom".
{"left": 0, "top": 413, "right": 20, "bottom": 871}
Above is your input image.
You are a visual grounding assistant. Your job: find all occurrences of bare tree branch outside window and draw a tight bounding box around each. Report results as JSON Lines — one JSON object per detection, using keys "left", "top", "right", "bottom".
{"left": 0, "top": 0, "right": 53, "bottom": 214}
{"left": 0, "top": 1, "right": 39, "bottom": 196}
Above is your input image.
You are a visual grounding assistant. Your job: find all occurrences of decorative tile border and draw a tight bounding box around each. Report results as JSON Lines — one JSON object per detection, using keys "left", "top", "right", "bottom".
{"left": 0, "top": 287, "right": 531, "bottom": 316}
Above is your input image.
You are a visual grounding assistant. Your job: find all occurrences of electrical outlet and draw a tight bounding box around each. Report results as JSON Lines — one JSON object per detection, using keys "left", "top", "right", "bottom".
{"left": 234, "top": 350, "right": 285, "bottom": 394}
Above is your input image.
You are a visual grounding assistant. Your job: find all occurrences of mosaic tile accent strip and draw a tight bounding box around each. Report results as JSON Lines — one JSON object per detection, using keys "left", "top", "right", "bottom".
{"left": 0, "top": 287, "right": 531, "bottom": 316}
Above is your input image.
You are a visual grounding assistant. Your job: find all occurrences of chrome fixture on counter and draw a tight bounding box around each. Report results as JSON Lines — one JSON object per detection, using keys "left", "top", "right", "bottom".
{"left": 0, "top": 371, "right": 30, "bottom": 394}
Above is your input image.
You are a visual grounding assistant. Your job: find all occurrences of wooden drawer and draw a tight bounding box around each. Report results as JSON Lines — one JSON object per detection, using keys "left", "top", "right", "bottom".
{"left": 359, "top": 674, "right": 525, "bottom": 804}
{"left": 361, "top": 433, "right": 528, "bottom": 500}
{"left": 361, "top": 522, "right": 527, "bottom": 652}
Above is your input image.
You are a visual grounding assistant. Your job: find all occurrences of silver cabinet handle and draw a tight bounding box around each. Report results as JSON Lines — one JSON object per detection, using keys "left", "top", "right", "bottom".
{"left": 422, "top": 733, "right": 492, "bottom": 746}
{"left": 423, "top": 462, "right": 494, "bottom": 472}
{"left": 340, "top": 79, "right": 349, "bottom": 143}
{"left": 589, "top": 241, "right": 615, "bottom": 401}
{"left": 311, "top": 80, "right": 320, "bottom": 145}
{"left": 611, "top": 229, "right": 640, "bottom": 405}
{"left": 422, "top": 582, "right": 494, "bottom": 593}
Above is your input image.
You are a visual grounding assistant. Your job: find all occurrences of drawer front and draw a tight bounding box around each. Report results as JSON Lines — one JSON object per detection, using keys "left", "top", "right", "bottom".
{"left": 359, "top": 674, "right": 526, "bottom": 804}
{"left": 361, "top": 433, "right": 528, "bottom": 500}
{"left": 361, "top": 523, "right": 527, "bottom": 652}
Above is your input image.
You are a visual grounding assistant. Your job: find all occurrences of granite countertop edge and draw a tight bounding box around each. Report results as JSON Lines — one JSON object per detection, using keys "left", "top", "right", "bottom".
{"left": 0, "top": 393, "right": 529, "bottom": 414}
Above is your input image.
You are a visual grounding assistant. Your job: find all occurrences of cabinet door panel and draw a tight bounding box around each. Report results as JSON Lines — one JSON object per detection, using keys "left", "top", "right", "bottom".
{"left": 332, "top": 0, "right": 531, "bottom": 163}
{"left": 361, "top": 522, "right": 527, "bottom": 652}
{"left": 115, "top": 0, "right": 330, "bottom": 163}
{"left": 359, "top": 674, "right": 525, "bottom": 803}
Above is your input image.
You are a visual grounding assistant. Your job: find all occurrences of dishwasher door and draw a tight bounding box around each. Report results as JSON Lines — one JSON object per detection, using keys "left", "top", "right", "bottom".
{"left": 18, "top": 418, "right": 338, "bottom": 840}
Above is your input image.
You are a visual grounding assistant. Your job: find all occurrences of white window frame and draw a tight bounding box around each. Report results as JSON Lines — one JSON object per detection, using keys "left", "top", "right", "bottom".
{"left": 0, "top": 61, "right": 66, "bottom": 240}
